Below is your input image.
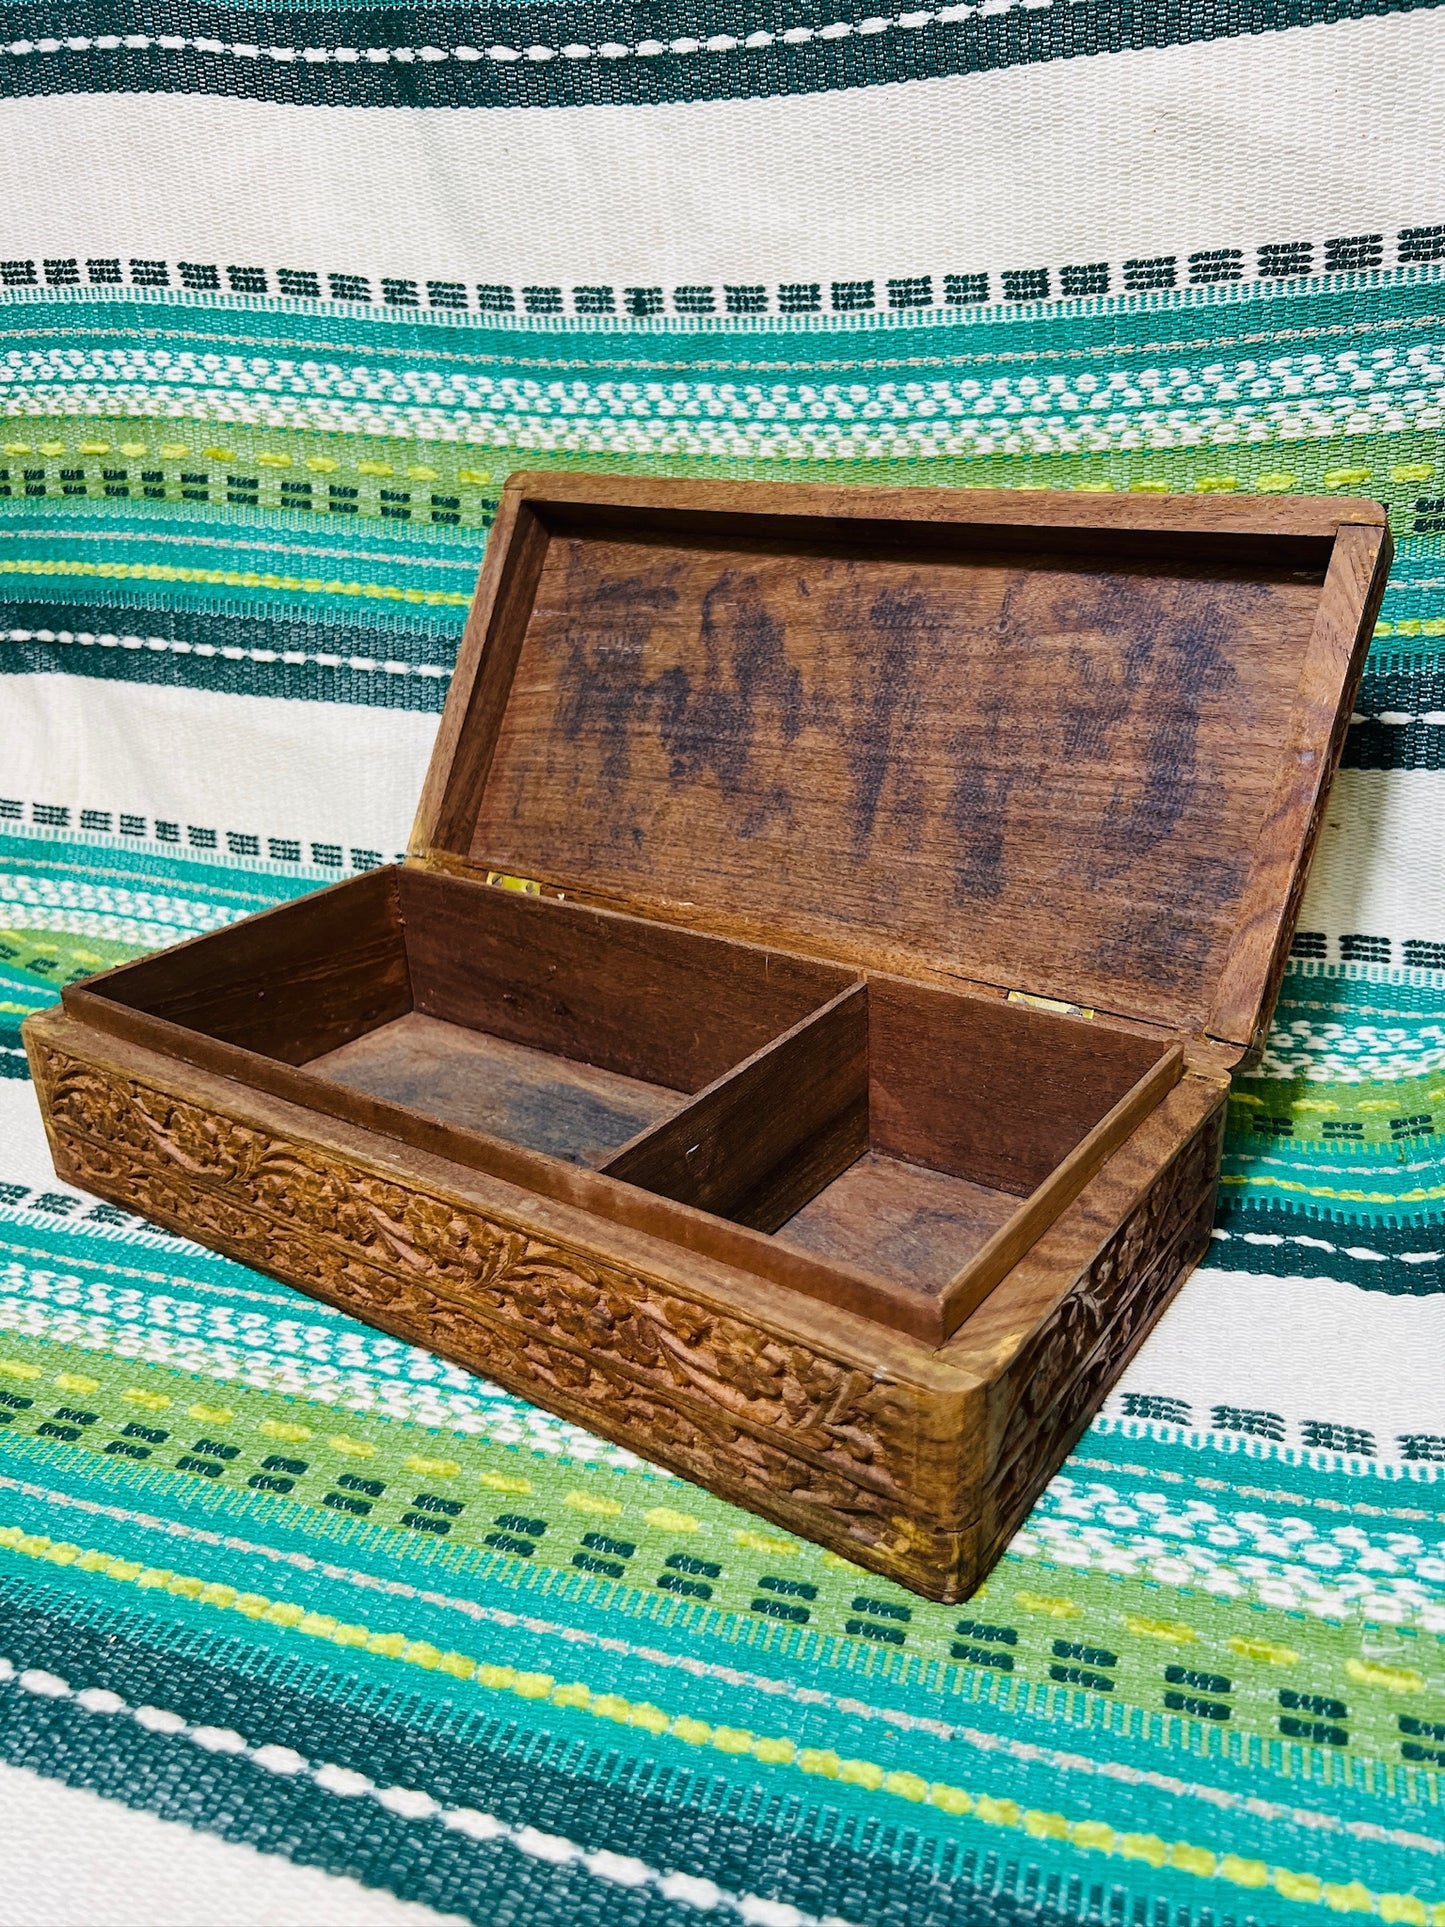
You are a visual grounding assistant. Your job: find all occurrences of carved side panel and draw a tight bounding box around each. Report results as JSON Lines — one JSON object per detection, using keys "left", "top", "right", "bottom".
{"left": 30, "top": 1038, "right": 961, "bottom": 1584}
{"left": 980, "top": 1100, "right": 1224, "bottom": 1567}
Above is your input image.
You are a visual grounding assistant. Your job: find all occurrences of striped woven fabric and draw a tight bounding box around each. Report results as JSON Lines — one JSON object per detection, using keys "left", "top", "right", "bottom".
{"left": 2, "top": 1, "right": 1444, "bottom": 1919}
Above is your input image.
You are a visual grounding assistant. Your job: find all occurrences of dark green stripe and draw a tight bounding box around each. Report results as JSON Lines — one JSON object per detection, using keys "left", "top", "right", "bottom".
{"left": 0, "top": 599, "right": 457, "bottom": 667}
{"left": 1356, "top": 665, "right": 1445, "bottom": 714}
{"left": 0, "top": 1026, "right": 28, "bottom": 1078}
{"left": 0, "top": 0, "right": 1434, "bottom": 112}
{"left": 1343, "top": 721, "right": 1445, "bottom": 771}
{"left": 1211, "top": 1198, "right": 1445, "bottom": 1295}
{"left": 0, "top": 598, "right": 455, "bottom": 709}
{"left": 0, "top": 1580, "right": 1263, "bottom": 1927}
{"left": 0, "top": 1664, "right": 694, "bottom": 1926}
{"left": 1344, "top": 661, "right": 1445, "bottom": 769}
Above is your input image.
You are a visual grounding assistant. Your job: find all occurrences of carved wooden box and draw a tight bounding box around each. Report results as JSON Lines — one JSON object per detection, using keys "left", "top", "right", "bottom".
{"left": 26, "top": 476, "right": 1391, "bottom": 1600}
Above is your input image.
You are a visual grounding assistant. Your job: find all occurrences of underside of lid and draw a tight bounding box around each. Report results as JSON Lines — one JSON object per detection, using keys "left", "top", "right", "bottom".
{"left": 412, "top": 475, "right": 1391, "bottom": 1055}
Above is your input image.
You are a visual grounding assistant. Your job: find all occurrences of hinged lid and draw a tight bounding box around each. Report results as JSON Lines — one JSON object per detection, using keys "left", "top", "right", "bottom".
{"left": 411, "top": 475, "right": 1390, "bottom": 1058}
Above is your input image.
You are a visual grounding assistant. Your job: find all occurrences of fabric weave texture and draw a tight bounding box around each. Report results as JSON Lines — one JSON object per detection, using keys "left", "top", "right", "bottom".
{"left": 1, "top": 3, "right": 1444, "bottom": 1920}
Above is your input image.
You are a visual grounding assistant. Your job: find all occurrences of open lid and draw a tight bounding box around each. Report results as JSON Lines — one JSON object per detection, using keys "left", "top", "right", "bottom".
{"left": 412, "top": 475, "right": 1390, "bottom": 1058}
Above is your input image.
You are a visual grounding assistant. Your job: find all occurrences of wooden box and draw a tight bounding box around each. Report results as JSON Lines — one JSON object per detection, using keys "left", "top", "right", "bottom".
{"left": 25, "top": 476, "right": 1391, "bottom": 1601}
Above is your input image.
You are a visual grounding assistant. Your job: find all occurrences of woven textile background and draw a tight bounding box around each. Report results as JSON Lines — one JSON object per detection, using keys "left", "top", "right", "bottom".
{"left": 2, "top": 2, "right": 1445, "bottom": 1920}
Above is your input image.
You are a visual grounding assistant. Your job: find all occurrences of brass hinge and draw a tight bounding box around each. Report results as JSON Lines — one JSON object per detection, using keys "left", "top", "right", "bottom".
{"left": 1007, "top": 990, "right": 1095, "bottom": 1020}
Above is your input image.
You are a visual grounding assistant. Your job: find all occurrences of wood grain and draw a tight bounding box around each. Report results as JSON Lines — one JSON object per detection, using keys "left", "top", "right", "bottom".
{"left": 776, "top": 1151, "right": 1016, "bottom": 1293}
{"left": 867, "top": 974, "right": 1168, "bottom": 1195}
{"left": 397, "top": 864, "right": 852, "bottom": 1094}
{"left": 477, "top": 470, "right": 1386, "bottom": 542}
{"left": 66, "top": 866, "right": 409, "bottom": 1065}
{"left": 411, "top": 492, "right": 552, "bottom": 861}
{"left": 935, "top": 1043, "right": 1184, "bottom": 1336}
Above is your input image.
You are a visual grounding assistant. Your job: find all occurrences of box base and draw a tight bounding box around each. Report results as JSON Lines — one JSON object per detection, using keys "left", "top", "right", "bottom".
{"left": 24, "top": 1005, "right": 1224, "bottom": 1601}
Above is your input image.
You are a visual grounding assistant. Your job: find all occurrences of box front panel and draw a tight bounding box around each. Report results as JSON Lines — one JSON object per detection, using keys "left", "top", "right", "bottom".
{"left": 26, "top": 1013, "right": 977, "bottom": 1594}
{"left": 25, "top": 1012, "right": 1226, "bottom": 1601}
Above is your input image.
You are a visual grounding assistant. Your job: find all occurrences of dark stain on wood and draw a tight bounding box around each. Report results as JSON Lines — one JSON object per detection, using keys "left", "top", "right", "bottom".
{"left": 552, "top": 566, "right": 679, "bottom": 817}
{"left": 473, "top": 522, "right": 1329, "bottom": 1032}
{"left": 308, "top": 1012, "right": 679, "bottom": 1167}
{"left": 846, "top": 587, "right": 931, "bottom": 851}
{"left": 657, "top": 571, "right": 802, "bottom": 839}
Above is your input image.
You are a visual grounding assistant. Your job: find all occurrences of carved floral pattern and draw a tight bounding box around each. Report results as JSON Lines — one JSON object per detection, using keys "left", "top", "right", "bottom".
{"left": 993, "top": 1103, "right": 1225, "bottom": 1477}
{"left": 30, "top": 1032, "right": 1220, "bottom": 1600}
{"left": 985, "top": 1108, "right": 1223, "bottom": 1558}
{"left": 34, "top": 1043, "right": 916, "bottom": 1535}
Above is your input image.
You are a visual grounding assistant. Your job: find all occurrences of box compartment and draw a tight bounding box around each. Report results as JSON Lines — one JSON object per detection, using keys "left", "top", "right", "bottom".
{"left": 775, "top": 977, "right": 1176, "bottom": 1301}
{"left": 67, "top": 860, "right": 860, "bottom": 1191}
{"left": 616, "top": 970, "right": 1180, "bottom": 1339}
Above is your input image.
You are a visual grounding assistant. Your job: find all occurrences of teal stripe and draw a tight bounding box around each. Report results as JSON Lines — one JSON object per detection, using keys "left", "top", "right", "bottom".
{"left": 0, "top": 826, "right": 321, "bottom": 908}
{"left": 4, "top": 261, "right": 1445, "bottom": 373}
{"left": 8, "top": 272, "right": 1445, "bottom": 489}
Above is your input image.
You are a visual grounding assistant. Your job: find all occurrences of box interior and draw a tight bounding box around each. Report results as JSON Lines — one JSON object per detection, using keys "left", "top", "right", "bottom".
{"left": 77, "top": 864, "right": 1177, "bottom": 1340}
{"left": 296, "top": 862, "right": 864, "bottom": 1170}
{"left": 769, "top": 976, "right": 1169, "bottom": 1298}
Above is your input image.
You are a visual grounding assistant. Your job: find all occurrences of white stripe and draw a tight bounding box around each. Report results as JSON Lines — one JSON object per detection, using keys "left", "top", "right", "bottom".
{"left": 0, "top": 1759, "right": 465, "bottom": 1927}
{"left": 1, "top": 677, "right": 439, "bottom": 860}
{"left": 0, "top": 1084, "right": 92, "bottom": 1197}
{"left": 0, "top": 10, "right": 1441, "bottom": 291}
{"left": 1114, "top": 1264, "right": 1445, "bottom": 1454}
{"left": 1300, "top": 768, "right": 1445, "bottom": 949}
{"left": 6, "top": 334, "right": 1445, "bottom": 457}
